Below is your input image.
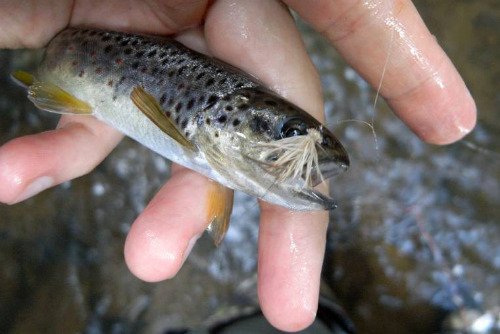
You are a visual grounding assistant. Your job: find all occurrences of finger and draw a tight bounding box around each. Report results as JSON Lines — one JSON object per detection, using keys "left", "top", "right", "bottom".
{"left": 70, "top": 0, "right": 209, "bottom": 36}
{"left": 286, "top": 0, "right": 476, "bottom": 144}
{"left": 206, "top": 1, "right": 328, "bottom": 331}
{"left": 0, "top": 0, "right": 209, "bottom": 48}
{"left": 0, "top": 115, "right": 122, "bottom": 204}
{"left": 124, "top": 164, "right": 213, "bottom": 282}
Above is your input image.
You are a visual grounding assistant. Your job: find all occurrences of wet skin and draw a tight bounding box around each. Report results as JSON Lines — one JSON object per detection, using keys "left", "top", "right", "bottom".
{"left": 0, "top": 0, "right": 476, "bottom": 332}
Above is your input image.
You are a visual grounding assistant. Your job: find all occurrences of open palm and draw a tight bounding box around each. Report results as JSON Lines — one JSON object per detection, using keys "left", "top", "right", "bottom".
{"left": 0, "top": 0, "right": 476, "bottom": 331}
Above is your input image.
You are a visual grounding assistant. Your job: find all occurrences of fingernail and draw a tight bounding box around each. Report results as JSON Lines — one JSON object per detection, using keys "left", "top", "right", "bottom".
{"left": 13, "top": 176, "right": 54, "bottom": 203}
{"left": 182, "top": 234, "right": 201, "bottom": 262}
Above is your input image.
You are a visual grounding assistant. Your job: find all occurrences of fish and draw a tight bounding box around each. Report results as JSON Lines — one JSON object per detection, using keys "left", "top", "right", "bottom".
{"left": 12, "top": 28, "right": 349, "bottom": 243}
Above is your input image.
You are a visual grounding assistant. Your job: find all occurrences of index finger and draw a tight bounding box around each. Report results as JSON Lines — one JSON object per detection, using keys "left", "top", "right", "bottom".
{"left": 286, "top": 0, "right": 476, "bottom": 144}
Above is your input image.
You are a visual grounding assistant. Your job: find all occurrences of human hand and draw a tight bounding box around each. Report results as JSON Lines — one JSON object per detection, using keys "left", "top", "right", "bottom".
{"left": 0, "top": 0, "right": 476, "bottom": 332}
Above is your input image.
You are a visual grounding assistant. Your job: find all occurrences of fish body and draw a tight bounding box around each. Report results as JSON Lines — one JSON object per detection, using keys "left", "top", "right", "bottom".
{"left": 16, "top": 28, "right": 349, "bottom": 211}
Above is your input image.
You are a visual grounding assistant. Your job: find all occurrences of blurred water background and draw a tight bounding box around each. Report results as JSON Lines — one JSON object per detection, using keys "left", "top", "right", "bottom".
{"left": 0, "top": 1, "right": 499, "bottom": 333}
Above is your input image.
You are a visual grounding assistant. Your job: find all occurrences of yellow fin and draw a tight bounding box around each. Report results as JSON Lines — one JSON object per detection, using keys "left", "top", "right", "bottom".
{"left": 131, "top": 86, "right": 195, "bottom": 150}
{"left": 30, "top": 83, "right": 92, "bottom": 115}
{"left": 206, "top": 181, "right": 234, "bottom": 246}
{"left": 11, "top": 70, "right": 34, "bottom": 87}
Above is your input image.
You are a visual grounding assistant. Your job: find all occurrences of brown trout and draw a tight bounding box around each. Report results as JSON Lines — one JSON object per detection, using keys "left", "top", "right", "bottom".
{"left": 13, "top": 28, "right": 349, "bottom": 221}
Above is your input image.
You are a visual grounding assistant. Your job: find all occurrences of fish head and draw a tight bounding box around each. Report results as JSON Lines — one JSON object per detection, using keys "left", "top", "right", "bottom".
{"left": 200, "top": 87, "right": 349, "bottom": 211}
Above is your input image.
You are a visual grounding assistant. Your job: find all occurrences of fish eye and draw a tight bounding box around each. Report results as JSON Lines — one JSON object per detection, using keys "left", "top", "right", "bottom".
{"left": 280, "top": 118, "right": 307, "bottom": 138}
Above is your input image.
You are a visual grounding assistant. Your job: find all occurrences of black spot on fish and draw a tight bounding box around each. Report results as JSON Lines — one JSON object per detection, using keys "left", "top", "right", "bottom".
{"left": 166, "top": 111, "right": 171, "bottom": 118}
{"left": 250, "top": 116, "right": 270, "bottom": 133}
{"left": 162, "top": 59, "right": 169, "bottom": 66}
{"left": 131, "top": 40, "right": 139, "bottom": 46}
{"left": 175, "top": 116, "right": 180, "bottom": 124}
{"left": 167, "top": 70, "right": 175, "bottom": 77}
{"left": 118, "top": 76, "right": 126, "bottom": 84}
{"left": 78, "top": 70, "right": 84, "bottom": 77}
{"left": 107, "top": 80, "right": 113, "bottom": 87}
{"left": 102, "top": 35, "right": 111, "bottom": 42}
{"left": 235, "top": 82, "right": 244, "bottom": 88}
{"left": 185, "top": 131, "right": 190, "bottom": 137}
{"left": 219, "top": 78, "right": 227, "bottom": 85}
{"left": 177, "top": 83, "right": 185, "bottom": 90}
{"left": 120, "top": 39, "right": 128, "bottom": 47}
{"left": 147, "top": 49, "right": 157, "bottom": 58}
{"left": 196, "top": 72, "right": 206, "bottom": 80}
{"left": 175, "top": 102, "right": 183, "bottom": 113}
{"left": 95, "top": 67, "right": 102, "bottom": 74}
{"left": 206, "top": 118, "right": 211, "bottom": 125}
{"left": 206, "top": 95, "right": 220, "bottom": 108}
{"left": 160, "top": 93, "right": 167, "bottom": 105}
{"left": 178, "top": 66, "right": 187, "bottom": 76}
{"left": 225, "top": 105, "right": 234, "bottom": 112}
{"left": 232, "top": 119, "right": 241, "bottom": 127}
{"left": 217, "top": 114, "right": 227, "bottom": 123}
{"left": 198, "top": 95, "right": 205, "bottom": 104}
{"left": 216, "top": 69, "right": 224, "bottom": 75}
{"left": 168, "top": 98, "right": 174, "bottom": 106}
{"left": 159, "top": 52, "right": 167, "bottom": 58}
{"left": 237, "top": 103, "right": 249, "bottom": 111}
{"left": 132, "top": 61, "right": 140, "bottom": 69}
{"left": 222, "top": 95, "right": 231, "bottom": 101}
{"left": 124, "top": 48, "right": 132, "bottom": 55}
{"left": 214, "top": 132, "right": 219, "bottom": 138}
{"left": 135, "top": 51, "right": 145, "bottom": 58}
{"left": 205, "top": 78, "right": 215, "bottom": 87}
{"left": 265, "top": 100, "right": 277, "bottom": 106}
{"left": 151, "top": 67, "right": 159, "bottom": 75}
{"left": 181, "top": 119, "right": 188, "bottom": 129}
{"left": 114, "top": 36, "right": 122, "bottom": 42}
{"left": 104, "top": 45, "right": 113, "bottom": 53}
{"left": 187, "top": 99, "right": 195, "bottom": 110}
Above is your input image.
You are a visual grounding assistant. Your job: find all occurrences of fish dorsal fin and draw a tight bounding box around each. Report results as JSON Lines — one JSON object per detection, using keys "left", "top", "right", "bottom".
{"left": 131, "top": 86, "right": 195, "bottom": 150}
{"left": 12, "top": 70, "right": 92, "bottom": 115}
{"left": 206, "top": 181, "right": 234, "bottom": 246}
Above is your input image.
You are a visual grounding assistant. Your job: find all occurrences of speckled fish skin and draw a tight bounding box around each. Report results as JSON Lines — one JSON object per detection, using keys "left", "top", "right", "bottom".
{"left": 35, "top": 28, "right": 349, "bottom": 211}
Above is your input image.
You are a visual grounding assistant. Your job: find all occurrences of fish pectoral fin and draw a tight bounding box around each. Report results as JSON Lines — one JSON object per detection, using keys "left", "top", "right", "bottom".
{"left": 131, "top": 86, "right": 195, "bottom": 150}
{"left": 206, "top": 181, "right": 234, "bottom": 246}
{"left": 12, "top": 71, "right": 93, "bottom": 115}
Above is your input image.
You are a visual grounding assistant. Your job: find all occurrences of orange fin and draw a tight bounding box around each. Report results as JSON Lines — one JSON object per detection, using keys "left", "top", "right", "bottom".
{"left": 11, "top": 70, "right": 34, "bottom": 87}
{"left": 12, "top": 71, "right": 92, "bottom": 115}
{"left": 206, "top": 181, "right": 234, "bottom": 246}
{"left": 131, "top": 86, "right": 195, "bottom": 150}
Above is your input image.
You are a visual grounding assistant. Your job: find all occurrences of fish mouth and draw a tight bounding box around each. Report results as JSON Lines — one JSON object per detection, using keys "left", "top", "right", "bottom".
{"left": 294, "top": 187, "right": 338, "bottom": 211}
{"left": 309, "top": 156, "right": 350, "bottom": 186}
